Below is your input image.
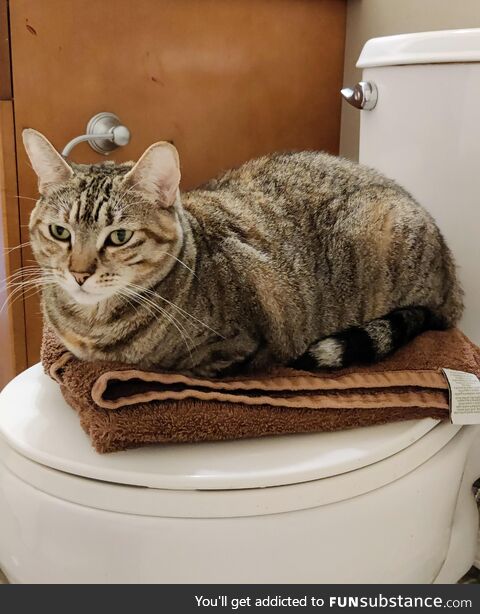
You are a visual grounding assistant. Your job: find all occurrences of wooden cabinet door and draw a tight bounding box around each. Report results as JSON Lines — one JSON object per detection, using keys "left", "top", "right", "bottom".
{"left": 0, "top": 0, "right": 27, "bottom": 387}
{"left": 8, "top": 0, "right": 346, "bottom": 366}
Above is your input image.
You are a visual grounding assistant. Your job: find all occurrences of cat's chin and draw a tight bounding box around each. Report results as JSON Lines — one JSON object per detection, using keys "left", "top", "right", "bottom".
{"left": 67, "top": 287, "right": 109, "bottom": 306}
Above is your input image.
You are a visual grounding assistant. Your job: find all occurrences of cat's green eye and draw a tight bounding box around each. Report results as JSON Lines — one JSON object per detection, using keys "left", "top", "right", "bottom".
{"left": 49, "top": 224, "right": 71, "bottom": 241}
{"left": 106, "top": 229, "right": 133, "bottom": 246}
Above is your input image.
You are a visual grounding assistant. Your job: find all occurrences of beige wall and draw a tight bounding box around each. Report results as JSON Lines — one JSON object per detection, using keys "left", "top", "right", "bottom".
{"left": 340, "top": 0, "right": 480, "bottom": 160}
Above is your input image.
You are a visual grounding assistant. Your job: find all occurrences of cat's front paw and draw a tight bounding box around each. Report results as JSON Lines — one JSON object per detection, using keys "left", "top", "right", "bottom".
{"left": 189, "top": 360, "right": 237, "bottom": 379}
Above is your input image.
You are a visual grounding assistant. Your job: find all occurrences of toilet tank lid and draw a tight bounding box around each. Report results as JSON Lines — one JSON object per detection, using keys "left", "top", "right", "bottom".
{"left": 357, "top": 28, "right": 480, "bottom": 68}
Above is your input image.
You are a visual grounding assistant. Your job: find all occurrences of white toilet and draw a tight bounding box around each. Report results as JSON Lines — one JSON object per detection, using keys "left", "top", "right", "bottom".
{"left": 1, "top": 29, "right": 480, "bottom": 584}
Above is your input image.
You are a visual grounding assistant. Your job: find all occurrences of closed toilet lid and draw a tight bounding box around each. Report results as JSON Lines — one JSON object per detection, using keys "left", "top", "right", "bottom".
{"left": 0, "top": 364, "right": 443, "bottom": 490}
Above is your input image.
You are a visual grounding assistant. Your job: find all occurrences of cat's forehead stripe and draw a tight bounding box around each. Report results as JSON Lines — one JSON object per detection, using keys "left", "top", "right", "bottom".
{"left": 65, "top": 174, "right": 116, "bottom": 226}
{"left": 44, "top": 162, "right": 133, "bottom": 227}
{"left": 83, "top": 176, "right": 113, "bottom": 223}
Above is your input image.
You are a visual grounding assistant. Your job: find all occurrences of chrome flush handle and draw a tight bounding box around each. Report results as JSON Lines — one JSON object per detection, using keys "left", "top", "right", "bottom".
{"left": 341, "top": 81, "right": 378, "bottom": 110}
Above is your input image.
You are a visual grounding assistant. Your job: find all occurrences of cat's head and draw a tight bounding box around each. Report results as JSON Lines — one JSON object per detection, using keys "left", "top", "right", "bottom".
{"left": 23, "top": 129, "right": 182, "bottom": 306}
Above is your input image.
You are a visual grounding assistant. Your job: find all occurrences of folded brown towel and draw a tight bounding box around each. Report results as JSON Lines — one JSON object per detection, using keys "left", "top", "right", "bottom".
{"left": 41, "top": 327, "right": 480, "bottom": 453}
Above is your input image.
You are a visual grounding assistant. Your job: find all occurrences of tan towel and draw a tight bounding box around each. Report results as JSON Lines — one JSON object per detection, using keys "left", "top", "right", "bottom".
{"left": 41, "top": 327, "right": 480, "bottom": 453}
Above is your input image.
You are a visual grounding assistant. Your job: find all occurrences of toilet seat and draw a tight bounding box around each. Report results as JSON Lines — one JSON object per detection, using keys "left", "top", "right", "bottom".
{"left": 0, "top": 365, "right": 478, "bottom": 584}
{"left": 0, "top": 363, "right": 458, "bottom": 495}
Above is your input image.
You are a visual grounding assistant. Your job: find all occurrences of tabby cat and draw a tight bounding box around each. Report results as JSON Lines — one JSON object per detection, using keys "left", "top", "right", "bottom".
{"left": 23, "top": 129, "right": 463, "bottom": 377}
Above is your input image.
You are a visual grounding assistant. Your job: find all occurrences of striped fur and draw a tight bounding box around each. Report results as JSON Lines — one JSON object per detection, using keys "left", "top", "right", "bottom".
{"left": 291, "top": 307, "right": 446, "bottom": 370}
{"left": 23, "top": 130, "right": 464, "bottom": 377}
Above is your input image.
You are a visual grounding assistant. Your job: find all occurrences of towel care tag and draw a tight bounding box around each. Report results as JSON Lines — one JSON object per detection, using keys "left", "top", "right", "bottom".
{"left": 442, "top": 368, "right": 480, "bottom": 425}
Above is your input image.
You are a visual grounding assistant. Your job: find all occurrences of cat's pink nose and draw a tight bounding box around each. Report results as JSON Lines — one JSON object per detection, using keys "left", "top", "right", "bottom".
{"left": 71, "top": 271, "right": 92, "bottom": 286}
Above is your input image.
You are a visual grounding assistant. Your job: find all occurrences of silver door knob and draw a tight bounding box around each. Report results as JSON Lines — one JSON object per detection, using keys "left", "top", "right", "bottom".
{"left": 341, "top": 81, "right": 378, "bottom": 110}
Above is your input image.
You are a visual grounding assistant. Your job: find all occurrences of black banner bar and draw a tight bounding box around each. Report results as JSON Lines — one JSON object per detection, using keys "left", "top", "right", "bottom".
{"left": 1, "top": 584, "right": 480, "bottom": 613}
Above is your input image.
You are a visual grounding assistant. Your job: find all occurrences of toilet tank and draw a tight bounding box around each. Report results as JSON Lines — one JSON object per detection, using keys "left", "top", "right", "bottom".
{"left": 355, "top": 29, "right": 480, "bottom": 343}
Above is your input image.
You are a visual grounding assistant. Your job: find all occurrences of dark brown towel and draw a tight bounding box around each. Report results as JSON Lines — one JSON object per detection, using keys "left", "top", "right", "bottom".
{"left": 41, "top": 327, "right": 480, "bottom": 453}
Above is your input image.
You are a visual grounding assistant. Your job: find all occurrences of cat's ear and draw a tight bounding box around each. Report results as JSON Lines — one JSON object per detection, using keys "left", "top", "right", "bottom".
{"left": 123, "top": 142, "right": 181, "bottom": 207}
{"left": 22, "top": 129, "right": 73, "bottom": 194}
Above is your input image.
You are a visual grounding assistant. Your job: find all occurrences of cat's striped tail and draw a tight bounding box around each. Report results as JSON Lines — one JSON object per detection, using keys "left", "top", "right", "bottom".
{"left": 291, "top": 306, "right": 447, "bottom": 371}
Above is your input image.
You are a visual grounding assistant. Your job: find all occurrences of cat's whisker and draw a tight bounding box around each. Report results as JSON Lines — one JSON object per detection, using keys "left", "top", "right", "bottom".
{"left": 122, "top": 292, "right": 194, "bottom": 364}
{"left": 1, "top": 279, "right": 43, "bottom": 292}
{"left": 1, "top": 266, "right": 42, "bottom": 279}
{"left": 121, "top": 286, "right": 194, "bottom": 361}
{"left": 163, "top": 251, "right": 198, "bottom": 278}
{"left": 0, "top": 284, "right": 31, "bottom": 307}
{"left": 123, "top": 286, "right": 192, "bottom": 344}
{"left": 0, "top": 278, "right": 54, "bottom": 314}
{"left": 3, "top": 264, "right": 43, "bottom": 271}
{"left": 116, "top": 290, "right": 159, "bottom": 326}
{"left": 2, "top": 280, "right": 54, "bottom": 311}
{"left": 0, "top": 289, "right": 29, "bottom": 315}
{"left": 0, "top": 271, "right": 45, "bottom": 289}
{"left": 0, "top": 266, "right": 55, "bottom": 287}
{"left": 1, "top": 276, "right": 58, "bottom": 294}
{"left": 14, "top": 284, "right": 47, "bottom": 308}
{"left": 116, "top": 291, "right": 140, "bottom": 318}
{"left": 127, "top": 281, "right": 225, "bottom": 339}
{"left": 2, "top": 241, "right": 32, "bottom": 254}
{"left": 1, "top": 268, "right": 57, "bottom": 284}
{"left": 124, "top": 282, "right": 192, "bottom": 330}
{"left": 8, "top": 193, "right": 38, "bottom": 202}
{"left": 1, "top": 276, "right": 54, "bottom": 290}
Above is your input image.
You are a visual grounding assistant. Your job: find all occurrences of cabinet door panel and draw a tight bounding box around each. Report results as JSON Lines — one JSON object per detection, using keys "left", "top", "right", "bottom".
{"left": 10, "top": 0, "right": 346, "bottom": 364}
